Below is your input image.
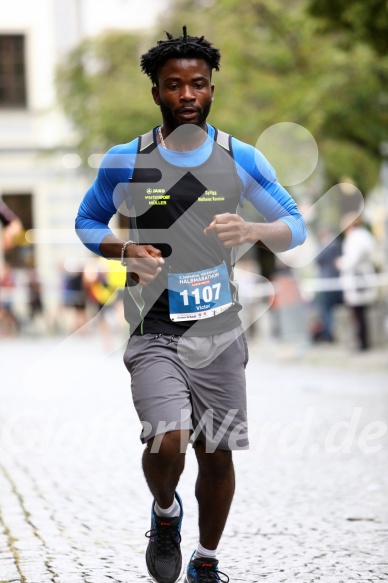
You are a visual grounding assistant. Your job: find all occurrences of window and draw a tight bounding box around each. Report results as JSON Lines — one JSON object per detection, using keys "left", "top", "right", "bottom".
{"left": 0, "top": 35, "right": 27, "bottom": 107}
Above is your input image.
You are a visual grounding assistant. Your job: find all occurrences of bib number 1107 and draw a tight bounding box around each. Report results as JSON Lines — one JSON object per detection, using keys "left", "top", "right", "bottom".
{"left": 168, "top": 262, "right": 233, "bottom": 321}
{"left": 180, "top": 283, "right": 221, "bottom": 306}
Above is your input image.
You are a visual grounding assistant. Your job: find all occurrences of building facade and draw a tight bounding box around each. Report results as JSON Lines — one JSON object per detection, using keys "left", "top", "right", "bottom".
{"left": 0, "top": 0, "right": 164, "bottom": 324}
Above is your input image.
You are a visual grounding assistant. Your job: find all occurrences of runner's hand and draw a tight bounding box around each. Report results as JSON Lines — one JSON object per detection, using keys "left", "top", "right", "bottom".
{"left": 126, "top": 245, "right": 164, "bottom": 285}
{"left": 204, "top": 213, "right": 251, "bottom": 247}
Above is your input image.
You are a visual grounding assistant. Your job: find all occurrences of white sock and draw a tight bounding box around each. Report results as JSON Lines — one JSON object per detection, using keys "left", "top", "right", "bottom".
{"left": 154, "top": 497, "right": 180, "bottom": 518}
{"left": 194, "top": 542, "right": 217, "bottom": 559}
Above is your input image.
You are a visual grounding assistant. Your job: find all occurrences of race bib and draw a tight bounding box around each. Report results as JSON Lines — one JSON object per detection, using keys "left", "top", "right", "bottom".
{"left": 168, "top": 262, "right": 233, "bottom": 322}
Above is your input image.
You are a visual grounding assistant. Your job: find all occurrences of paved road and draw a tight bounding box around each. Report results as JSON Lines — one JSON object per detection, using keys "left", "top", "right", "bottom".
{"left": 0, "top": 333, "right": 387, "bottom": 582}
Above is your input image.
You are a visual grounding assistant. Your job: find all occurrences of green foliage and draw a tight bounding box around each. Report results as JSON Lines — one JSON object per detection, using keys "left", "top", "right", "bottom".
{"left": 56, "top": 32, "right": 159, "bottom": 157}
{"left": 163, "top": 0, "right": 387, "bottom": 193}
{"left": 55, "top": 0, "right": 387, "bottom": 194}
{"left": 308, "top": 0, "right": 388, "bottom": 56}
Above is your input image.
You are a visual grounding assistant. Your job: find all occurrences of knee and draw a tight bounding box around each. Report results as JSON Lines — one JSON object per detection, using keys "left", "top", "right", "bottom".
{"left": 196, "top": 443, "right": 233, "bottom": 478}
{"left": 146, "top": 429, "right": 190, "bottom": 457}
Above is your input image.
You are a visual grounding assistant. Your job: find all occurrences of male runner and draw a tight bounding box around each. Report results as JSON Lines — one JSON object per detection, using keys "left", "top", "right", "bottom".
{"left": 76, "top": 27, "right": 306, "bottom": 583}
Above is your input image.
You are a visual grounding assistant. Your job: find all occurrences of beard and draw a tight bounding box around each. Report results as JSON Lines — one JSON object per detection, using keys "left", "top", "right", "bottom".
{"left": 159, "top": 99, "right": 213, "bottom": 131}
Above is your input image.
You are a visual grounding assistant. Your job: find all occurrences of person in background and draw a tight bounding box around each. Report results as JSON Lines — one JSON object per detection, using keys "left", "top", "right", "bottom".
{"left": 0, "top": 198, "right": 23, "bottom": 334}
{"left": 27, "top": 267, "right": 43, "bottom": 324}
{"left": 63, "top": 267, "right": 89, "bottom": 333}
{"left": 336, "top": 213, "right": 378, "bottom": 351}
{"left": 313, "top": 228, "right": 343, "bottom": 343}
{"left": 0, "top": 197, "right": 23, "bottom": 252}
{"left": 82, "top": 256, "right": 126, "bottom": 349}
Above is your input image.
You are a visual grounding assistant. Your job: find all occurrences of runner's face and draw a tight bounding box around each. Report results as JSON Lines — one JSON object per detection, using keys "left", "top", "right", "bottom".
{"left": 152, "top": 58, "right": 214, "bottom": 131}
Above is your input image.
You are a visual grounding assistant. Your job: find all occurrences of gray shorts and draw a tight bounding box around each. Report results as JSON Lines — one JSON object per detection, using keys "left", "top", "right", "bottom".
{"left": 123, "top": 326, "right": 249, "bottom": 451}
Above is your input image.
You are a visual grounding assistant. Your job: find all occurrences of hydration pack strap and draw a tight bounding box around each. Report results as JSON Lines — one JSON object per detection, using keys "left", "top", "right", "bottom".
{"left": 214, "top": 128, "right": 231, "bottom": 152}
{"left": 138, "top": 127, "right": 232, "bottom": 153}
{"left": 138, "top": 129, "right": 155, "bottom": 152}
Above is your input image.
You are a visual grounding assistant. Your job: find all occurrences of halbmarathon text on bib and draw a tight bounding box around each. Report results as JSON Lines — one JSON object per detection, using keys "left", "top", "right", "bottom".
{"left": 168, "top": 262, "right": 233, "bottom": 322}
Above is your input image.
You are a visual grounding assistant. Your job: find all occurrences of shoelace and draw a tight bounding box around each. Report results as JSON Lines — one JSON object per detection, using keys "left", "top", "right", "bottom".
{"left": 145, "top": 522, "right": 181, "bottom": 556}
{"left": 195, "top": 561, "right": 230, "bottom": 583}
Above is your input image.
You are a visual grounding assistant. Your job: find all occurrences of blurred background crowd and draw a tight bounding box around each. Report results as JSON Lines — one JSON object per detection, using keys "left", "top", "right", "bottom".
{"left": 1, "top": 0, "right": 387, "bottom": 353}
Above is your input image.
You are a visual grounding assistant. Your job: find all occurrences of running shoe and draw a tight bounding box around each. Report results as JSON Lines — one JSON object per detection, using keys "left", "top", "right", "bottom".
{"left": 145, "top": 492, "right": 183, "bottom": 583}
{"left": 185, "top": 552, "right": 230, "bottom": 582}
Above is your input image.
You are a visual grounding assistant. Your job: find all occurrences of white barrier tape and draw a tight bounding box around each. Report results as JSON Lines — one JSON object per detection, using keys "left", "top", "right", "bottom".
{"left": 244, "top": 272, "right": 388, "bottom": 299}
{"left": 1, "top": 272, "right": 388, "bottom": 303}
{"left": 301, "top": 272, "right": 388, "bottom": 293}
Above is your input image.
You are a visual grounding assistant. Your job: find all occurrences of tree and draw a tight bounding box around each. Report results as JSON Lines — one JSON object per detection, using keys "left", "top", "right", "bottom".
{"left": 56, "top": 32, "right": 160, "bottom": 158}
{"left": 162, "top": 0, "right": 387, "bottom": 193}
{"left": 308, "top": 0, "right": 388, "bottom": 56}
{"left": 55, "top": 0, "right": 387, "bottom": 194}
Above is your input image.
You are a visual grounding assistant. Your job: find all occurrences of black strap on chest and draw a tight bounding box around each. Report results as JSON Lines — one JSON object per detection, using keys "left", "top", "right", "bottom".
{"left": 138, "top": 128, "right": 155, "bottom": 153}
{"left": 135, "top": 126, "right": 243, "bottom": 210}
{"left": 137, "top": 126, "right": 234, "bottom": 156}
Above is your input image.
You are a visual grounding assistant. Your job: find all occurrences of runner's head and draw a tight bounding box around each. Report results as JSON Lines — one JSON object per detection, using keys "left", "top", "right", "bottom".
{"left": 140, "top": 26, "right": 221, "bottom": 86}
{"left": 141, "top": 27, "right": 220, "bottom": 131}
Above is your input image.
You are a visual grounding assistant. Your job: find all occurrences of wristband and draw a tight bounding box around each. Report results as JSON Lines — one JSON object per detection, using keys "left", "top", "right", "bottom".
{"left": 121, "top": 240, "right": 136, "bottom": 266}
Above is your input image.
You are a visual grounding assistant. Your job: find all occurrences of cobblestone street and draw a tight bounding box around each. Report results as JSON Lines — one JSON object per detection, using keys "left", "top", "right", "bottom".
{"left": 0, "top": 333, "right": 387, "bottom": 583}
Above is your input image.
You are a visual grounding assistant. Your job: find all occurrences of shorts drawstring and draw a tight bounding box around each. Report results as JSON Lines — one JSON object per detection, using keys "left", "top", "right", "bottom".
{"left": 151, "top": 334, "right": 175, "bottom": 343}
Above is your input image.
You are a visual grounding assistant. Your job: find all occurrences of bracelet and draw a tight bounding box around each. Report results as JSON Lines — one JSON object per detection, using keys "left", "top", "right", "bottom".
{"left": 120, "top": 240, "right": 136, "bottom": 266}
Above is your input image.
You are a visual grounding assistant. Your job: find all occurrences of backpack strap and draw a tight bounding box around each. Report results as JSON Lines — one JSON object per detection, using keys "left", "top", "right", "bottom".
{"left": 136, "top": 125, "right": 242, "bottom": 202}
{"left": 138, "top": 128, "right": 156, "bottom": 153}
{"left": 214, "top": 128, "right": 232, "bottom": 152}
{"left": 213, "top": 126, "right": 244, "bottom": 207}
{"left": 139, "top": 126, "right": 233, "bottom": 154}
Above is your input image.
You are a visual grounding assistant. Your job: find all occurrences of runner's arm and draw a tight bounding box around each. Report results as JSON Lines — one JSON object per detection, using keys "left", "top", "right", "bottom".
{"left": 204, "top": 212, "right": 292, "bottom": 252}
{"left": 75, "top": 144, "right": 163, "bottom": 284}
{"left": 231, "top": 139, "right": 306, "bottom": 251}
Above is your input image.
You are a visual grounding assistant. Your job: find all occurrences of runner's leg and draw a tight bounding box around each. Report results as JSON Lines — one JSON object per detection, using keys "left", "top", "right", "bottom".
{"left": 194, "top": 441, "right": 235, "bottom": 550}
{"left": 142, "top": 429, "right": 190, "bottom": 508}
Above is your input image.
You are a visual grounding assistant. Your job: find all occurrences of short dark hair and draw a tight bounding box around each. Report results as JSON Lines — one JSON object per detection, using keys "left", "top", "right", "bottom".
{"left": 140, "top": 26, "right": 221, "bottom": 85}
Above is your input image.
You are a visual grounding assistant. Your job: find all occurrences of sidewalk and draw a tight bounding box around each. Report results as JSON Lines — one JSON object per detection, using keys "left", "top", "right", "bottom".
{"left": 0, "top": 334, "right": 387, "bottom": 582}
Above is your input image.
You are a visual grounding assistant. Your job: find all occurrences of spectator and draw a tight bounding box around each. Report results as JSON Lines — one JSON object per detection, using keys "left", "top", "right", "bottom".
{"left": 27, "top": 267, "right": 45, "bottom": 330}
{"left": 63, "top": 266, "right": 89, "bottom": 333}
{"left": 83, "top": 257, "right": 125, "bottom": 349}
{"left": 0, "top": 262, "right": 19, "bottom": 334}
{"left": 0, "top": 198, "right": 23, "bottom": 335}
{"left": 336, "top": 213, "right": 378, "bottom": 351}
{"left": 0, "top": 197, "right": 23, "bottom": 252}
{"left": 313, "top": 228, "right": 343, "bottom": 343}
